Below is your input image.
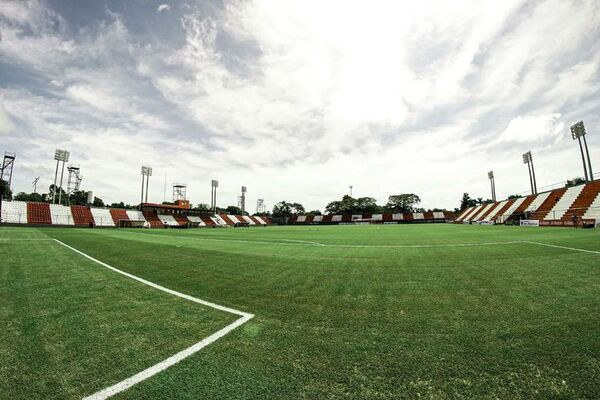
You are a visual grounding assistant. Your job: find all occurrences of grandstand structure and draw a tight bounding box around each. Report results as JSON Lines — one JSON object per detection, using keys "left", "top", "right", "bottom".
{"left": 455, "top": 179, "right": 600, "bottom": 226}
{"left": 0, "top": 199, "right": 273, "bottom": 228}
{"left": 288, "top": 211, "right": 454, "bottom": 225}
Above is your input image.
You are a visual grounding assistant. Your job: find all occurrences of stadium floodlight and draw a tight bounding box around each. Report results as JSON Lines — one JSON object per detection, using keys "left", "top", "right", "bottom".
{"left": 53, "top": 149, "right": 70, "bottom": 204}
{"left": 211, "top": 180, "right": 219, "bottom": 213}
{"left": 522, "top": 151, "right": 537, "bottom": 195}
{"left": 488, "top": 171, "right": 496, "bottom": 202}
{"left": 570, "top": 121, "right": 593, "bottom": 181}
{"left": 140, "top": 165, "right": 152, "bottom": 206}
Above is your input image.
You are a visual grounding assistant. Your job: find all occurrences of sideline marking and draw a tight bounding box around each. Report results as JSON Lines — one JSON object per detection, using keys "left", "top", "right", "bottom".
{"left": 52, "top": 239, "right": 253, "bottom": 400}
{"left": 525, "top": 240, "right": 600, "bottom": 255}
{"left": 0, "top": 238, "right": 54, "bottom": 241}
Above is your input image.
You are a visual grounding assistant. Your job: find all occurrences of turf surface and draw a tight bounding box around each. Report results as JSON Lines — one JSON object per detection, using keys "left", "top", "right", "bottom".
{"left": 1, "top": 224, "right": 599, "bottom": 399}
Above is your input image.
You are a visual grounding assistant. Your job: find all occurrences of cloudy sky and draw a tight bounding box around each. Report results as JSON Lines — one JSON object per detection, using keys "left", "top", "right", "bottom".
{"left": 1, "top": 0, "right": 599, "bottom": 212}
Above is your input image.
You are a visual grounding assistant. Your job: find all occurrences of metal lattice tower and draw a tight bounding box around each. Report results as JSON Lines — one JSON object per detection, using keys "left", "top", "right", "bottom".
{"left": 67, "top": 165, "right": 83, "bottom": 196}
{"left": 172, "top": 183, "right": 187, "bottom": 201}
{"left": 1, "top": 152, "right": 16, "bottom": 192}
{"left": 256, "top": 198, "right": 265, "bottom": 214}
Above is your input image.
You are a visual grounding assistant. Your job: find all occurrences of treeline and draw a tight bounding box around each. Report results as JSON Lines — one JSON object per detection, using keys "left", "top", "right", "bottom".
{"left": 271, "top": 194, "right": 444, "bottom": 217}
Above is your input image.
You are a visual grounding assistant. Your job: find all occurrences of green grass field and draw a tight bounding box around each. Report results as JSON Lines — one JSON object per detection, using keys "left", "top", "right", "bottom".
{"left": 2, "top": 224, "right": 600, "bottom": 399}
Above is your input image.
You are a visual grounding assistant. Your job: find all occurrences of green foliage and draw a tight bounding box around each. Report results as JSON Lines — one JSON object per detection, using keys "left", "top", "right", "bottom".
{"left": 1, "top": 179, "right": 13, "bottom": 200}
{"left": 325, "top": 195, "right": 380, "bottom": 214}
{"left": 13, "top": 192, "right": 43, "bottom": 202}
{"left": 195, "top": 203, "right": 211, "bottom": 212}
{"left": 306, "top": 210, "right": 322, "bottom": 216}
{"left": 109, "top": 202, "right": 135, "bottom": 209}
{"left": 566, "top": 177, "right": 586, "bottom": 187}
{"left": 226, "top": 205, "right": 243, "bottom": 215}
{"left": 272, "top": 201, "right": 305, "bottom": 217}
{"left": 385, "top": 194, "right": 421, "bottom": 213}
{"left": 92, "top": 197, "right": 104, "bottom": 207}
{"left": 69, "top": 190, "right": 89, "bottom": 205}
{"left": 507, "top": 194, "right": 523, "bottom": 200}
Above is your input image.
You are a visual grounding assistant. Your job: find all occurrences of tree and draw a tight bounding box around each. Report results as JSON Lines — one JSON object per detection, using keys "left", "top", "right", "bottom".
{"left": 566, "top": 177, "right": 585, "bottom": 187}
{"left": 68, "top": 190, "right": 88, "bottom": 205}
{"left": 272, "top": 201, "right": 305, "bottom": 217}
{"left": 1, "top": 179, "right": 13, "bottom": 200}
{"left": 195, "top": 203, "right": 210, "bottom": 212}
{"left": 507, "top": 194, "right": 522, "bottom": 200}
{"left": 385, "top": 194, "right": 421, "bottom": 213}
{"left": 13, "top": 192, "right": 43, "bottom": 202}
{"left": 48, "top": 184, "right": 68, "bottom": 205}
{"left": 92, "top": 197, "right": 104, "bottom": 207}
{"left": 306, "top": 210, "right": 322, "bottom": 216}
{"left": 225, "top": 205, "right": 242, "bottom": 215}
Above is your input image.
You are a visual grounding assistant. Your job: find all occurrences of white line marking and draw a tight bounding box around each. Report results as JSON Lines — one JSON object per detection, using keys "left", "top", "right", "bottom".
{"left": 51, "top": 239, "right": 253, "bottom": 400}
{"left": 525, "top": 241, "right": 600, "bottom": 255}
{"left": 0, "top": 238, "right": 54, "bottom": 241}
{"left": 280, "top": 238, "right": 327, "bottom": 246}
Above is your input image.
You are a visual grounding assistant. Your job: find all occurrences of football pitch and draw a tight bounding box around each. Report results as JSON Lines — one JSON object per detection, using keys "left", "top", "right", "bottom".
{"left": 1, "top": 224, "right": 599, "bottom": 399}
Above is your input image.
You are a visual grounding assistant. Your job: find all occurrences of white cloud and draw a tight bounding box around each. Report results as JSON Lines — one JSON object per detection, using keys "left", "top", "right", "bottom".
{"left": 0, "top": 101, "right": 15, "bottom": 134}
{"left": 1, "top": 0, "right": 600, "bottom": 210}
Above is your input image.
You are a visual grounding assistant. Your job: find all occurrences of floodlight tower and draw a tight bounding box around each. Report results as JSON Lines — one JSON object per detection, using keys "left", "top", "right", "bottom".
{"left": 488, "top": 171, "right": 496, "bottom": 202}
{"left": 0, "top": 152, "right": 16, "bottom": 223}
{"left": 240, "top": 186, "right": 247, "bottom": 215}
{"left": 53, "top": 149, "right": 70, "bottom": 204}
{"left": 256, "top": 198, "right": 265, "bottom": 214}
{"left": 140, "top": 166, "right": 152, "bottom": 206}
{"left": 571, "top": 121, "right": 593, "bottom": 181}
{"left": 522, "top": 151, "right": 537, "bottom": 195}
{"left": 211, "top": 180, "right": 219, "bottom": 213}
{"left": 32, "top": 177, "right": 40, "bottom": 193}
{"left": 67, "top": 165, "right": 82, "bottom": 199}
{"left": 172, "top": 183, "right": 187, "bottom": 201}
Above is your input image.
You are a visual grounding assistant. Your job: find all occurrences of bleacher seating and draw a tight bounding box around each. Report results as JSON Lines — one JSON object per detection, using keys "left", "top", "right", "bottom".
{"left": 49, "top": 204, "right": 74, "bottom": 225}
{"left": 583, "top": 191, "right": 600, "bottom": 222}
{"left": 158, "top": 214, "right": 179, "bottom": 226}
{"left": 187, "top": 216, "right": 206, "bottom": 226}
{"left": 219, "top": 214, "right": 236, "bottom": 225}
{"left": 253, "top": 216, "right": 267, "bottom": 225}
{"left": 71, "top": 205, "right": 94, "bottom": 226}
{"left": 413, "top": 212, "right": 424, "bottom": 220}
{"left": 213, "top": 215, "right": 229, "bottom": 226}
{"left": 561, "top": 181, "right": 600, "bottom": 221}
{"left": 242, "top": 216, "right": 255, "bottom": 225}
{"left": 1, "top": 201, "right": 27, "bottom": 223}
{"left": 107, "top": 208, "right": 127, "bottom": 226}
{"left": 201, "top": 216, "right": 216, "bottom": 226}
{"left": 544, "top": 185, "right": 584, "bottom": 220}
{"left": 392, "top": 213, "right": 403, "bottom": 221}
{"left": 482, "top": 200, "right": 507, "bottom": 222}
{"left": 90, "top": 207, "right": 116, "bottom": 226}
{"left": 172, "top": 214, "right": 190, "bottom": 226}
{"left": 27, "top": 202, "right": 52, "bottom": 224}
{"left": 297, "top": 215, "right": 306, "bottom": 223}
{"left": 433, "top": 211, "right": 445, "bottom": 219}
{"left": 530, "top": 188, "right": 566, "bottom": 220}
{"left": 141, "top": 211, "right": 163, "bottom": 228}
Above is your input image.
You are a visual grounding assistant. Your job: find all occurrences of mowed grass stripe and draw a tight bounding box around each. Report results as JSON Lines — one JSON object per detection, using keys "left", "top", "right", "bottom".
{"left": 3, "top": 225, "right": 600, "bottom": 399}
{"left": 0, "top": 235, "right": 235, "bottom": 400}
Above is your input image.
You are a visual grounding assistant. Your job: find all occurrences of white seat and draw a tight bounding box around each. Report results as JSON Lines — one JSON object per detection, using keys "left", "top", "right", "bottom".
{"left": 49, "top": 204, "right": 74, "bottom": 225}
{"left": 1, "top": 201, "right": 27, "bottom": 223}
{"left": 332, "top": 215, "right": 342, "bottom": 222}
{"left": 242, "top": 216, "right": 255, "bottom": 225}
{"left": 371, "top": 214, "right": 383, "bottom": 221}
{"left": 158, "top": 214, "right": 179, "bottom": 226}
{"left": 126, "top": 210, "right": 147, "bottom": 223}
{"left": 413, "top": 212, "right": 424, "bottom": 220}
{"left": 187, "top": 216, "right": 206, "bottom": 226}
{"left": 254, "top": 216, "right": 267, "bottom": 225}
{"left": 496, "top": 197, "right": 526, "bottom": 223}
{"left": 583, "top": 192, "right": 600, "bottom": 221}
{"left": 90, "top": 208, "right": 115, "bottom": 226}
{"left": 544, "top": 185, "right": 585, "bottom": 220}
{"left": 433, "top": 211, "right": 444, "bottom": 219}
{"left": 296, "top": 215, "right": 306, "bottom": 222}
{"left": 392, "top": 213, "right": 403, "bottom": 220}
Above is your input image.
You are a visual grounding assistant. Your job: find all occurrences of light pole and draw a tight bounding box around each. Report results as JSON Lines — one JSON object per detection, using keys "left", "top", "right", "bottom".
{"left": 488, "top": 171, "right": 496, "bottom": 202}
{"left": 211, "top": 180, "right": 219, "bottom": 214}
{"left": 53, "top": 149, "right": 70, "bottom": 204}
{"left": 141, "top": 166, "right": 152, "bottom": 207}
{"left": 522, "top": 151, "right": 537, "bottom": 195}
{"left": 571, "top": 121, "right": 593, "bottom": 181}
{"left": 349, "top": 185, "right": 353, "bottom": 197}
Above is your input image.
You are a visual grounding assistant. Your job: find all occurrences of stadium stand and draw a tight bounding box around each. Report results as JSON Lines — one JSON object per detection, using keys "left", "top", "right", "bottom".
{"left": 524, "top": 192, "right": 551, "bottom": 215}
{"left": 483, "top": 200, "right": 509, "bottom": 222}
{"left": 27, "top": 202, "right": 51, "bottom": 224}
{"left": 332, "top": 215, "right": 342, "bottom": 222}
{"left": 392, "top": 213, "right": 403, "bottom": 221}
{"left": 171, "top": 214, "right": 190, "bottom": 226}
{"left": 201, "top": 216, "right": 216, "bottom": 226}
{"left": 455, "top": 207, "right": 473, "bottom": 221}
{"left": 213, "top": 215, "right": 229, "bottom": 226}
{"left": 219, "top": 214, "right": 236, "bottom": 225}
{"left": 413, "top": 212, "right": 425, "bottom": 220}
{"left": 458, "top": 205, "right": 481, "bottom": 222}
{"left": 297, "top": 215, "right": 306, "bottom": 223}
{"left": 0, "top": 200, "right": 27, "bottom": 223}
{"left": 70, "top": 205, "right": 94, "bottom": 226}
{"left": 530, "top": 188, "right": 567, "bottom": 220}
{"left": 49, "top": 204, "right": 74, "bottom": 225}
{"left": 186, "top": 216, "right": 206, "bottom": 226}
{"left": 474, "top": 203, "right": 496, "bottom": 222}
{"left": 559, "top": 181, "right": 600, "bottom": 221}
{"left": 141, "top": 211, "right": 163, "bottom": 228}
{"left": 313, "top": 215, "right": 323, "bottom": 222}
{"left": 372, "top": 214, "right": 383, "bottom": 221}
{"left": 107, "top": 208, "right": 127, "bottom": 226}
{"left": 583, "top": 190, "right": 600, "bottom": 222}
{"left": 158, "top": 214, "right": 179, "bottom": 227}
{"left": 242, "top": 216, "right": 256, "bottom": 225}
{"left": 544, "top": 185, "right": 584, "bottom": 220}
{"left": 433, "top": 211, "right": 445, "bottom": 219}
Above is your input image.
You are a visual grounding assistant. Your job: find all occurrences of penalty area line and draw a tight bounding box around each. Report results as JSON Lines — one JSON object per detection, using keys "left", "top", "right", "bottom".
{"left": 52, "top": 239, "right": 253, "bottom": 400}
